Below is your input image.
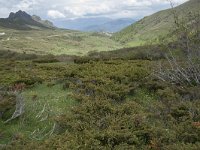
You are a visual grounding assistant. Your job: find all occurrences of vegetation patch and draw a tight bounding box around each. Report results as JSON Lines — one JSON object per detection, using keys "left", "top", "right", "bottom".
{"left": 0, "top": 83, "right": 76, "bottom": 144}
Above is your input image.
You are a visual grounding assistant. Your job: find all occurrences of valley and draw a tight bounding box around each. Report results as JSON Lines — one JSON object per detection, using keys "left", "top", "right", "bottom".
{"left": 0, "top": 27, "right": 122, "bottom": 56}
{"left": 0, "top": 0, "right": 200, "bottom": 149}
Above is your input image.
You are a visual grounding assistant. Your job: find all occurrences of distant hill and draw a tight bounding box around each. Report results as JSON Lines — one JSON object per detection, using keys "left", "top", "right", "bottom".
{"left": 0, "top": 10, "right": 55, "bottom": 30}
{"left": 113, "top": 0, "right": 200, "bottom": 46}
{"left": 54, "top": 17, "right": 135, "bottom": 32}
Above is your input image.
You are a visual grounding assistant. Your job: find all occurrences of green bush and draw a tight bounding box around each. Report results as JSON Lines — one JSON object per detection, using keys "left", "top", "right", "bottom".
{"left": 2, "top": 58, "right": 200, "bottom": 149}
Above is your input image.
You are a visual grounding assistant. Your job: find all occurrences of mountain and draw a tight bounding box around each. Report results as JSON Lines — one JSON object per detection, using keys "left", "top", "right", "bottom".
{"left": 32, "top": 15, "right": 55, "bottom": 28}
{"left": 113, "top": 0, "right": 200, "bottom": 46}
{"left": 0, "top": 10, "right": 55, "bottom": 30}
{"left": 84, "top": 18, "right": 135, "bottom": 32}
{"left": 54, "top": 17, "right": 111, "bottom": 31}
{"left": 54, "top": 17, "right": 135, "bottom": 32}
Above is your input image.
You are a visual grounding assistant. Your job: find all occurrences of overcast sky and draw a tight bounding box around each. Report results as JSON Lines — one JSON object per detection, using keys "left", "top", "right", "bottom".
{"left": 0, "top": 0, "right": 188, "bottom": 20}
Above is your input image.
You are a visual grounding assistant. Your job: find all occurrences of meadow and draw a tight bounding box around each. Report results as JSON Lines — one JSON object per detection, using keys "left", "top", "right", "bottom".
{"left": 0, "top": 27, "right": 122, "bottom": 56}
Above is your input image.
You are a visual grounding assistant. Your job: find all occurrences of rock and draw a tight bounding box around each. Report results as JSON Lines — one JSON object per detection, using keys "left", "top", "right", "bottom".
{"left": 0, "top": 32, "right": 5, "bottom": 36}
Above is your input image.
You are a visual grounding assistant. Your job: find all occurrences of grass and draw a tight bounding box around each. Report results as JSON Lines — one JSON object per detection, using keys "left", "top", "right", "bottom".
{"left": 0, "top": 28, "right": 122, "bottom": 56}
{"left": 126, "top": 40, "right": 146, "bottom": 47}
{"left": 130, "top": 88, "right": 158, "bottom": 107}
{"left": 0, "top": 83, "right": 76, "bottom": 144}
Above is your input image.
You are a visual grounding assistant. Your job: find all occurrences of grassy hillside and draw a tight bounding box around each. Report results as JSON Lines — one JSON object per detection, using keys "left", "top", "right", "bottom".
{"left": 113, "top": 0, "right": 200, "bottom": 47}
{"left": 0, "top": 27, "right": 122, "bottom": 56}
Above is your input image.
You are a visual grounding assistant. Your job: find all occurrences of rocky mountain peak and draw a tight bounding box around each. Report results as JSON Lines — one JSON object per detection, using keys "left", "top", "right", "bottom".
{"left": 8, "top": 10, "right": 32, "bottom": 21}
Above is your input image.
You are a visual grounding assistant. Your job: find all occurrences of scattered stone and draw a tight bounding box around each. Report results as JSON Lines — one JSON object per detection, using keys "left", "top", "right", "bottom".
{"left": 0, "top": 32, "right": 5, "bottom": 36}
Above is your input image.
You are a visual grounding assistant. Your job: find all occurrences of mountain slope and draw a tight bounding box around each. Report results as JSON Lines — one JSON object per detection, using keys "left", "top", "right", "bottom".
{"left": 113, "top": 0, "right": 200, "bottom": 46}
{"left": 0, "top": 10, "right": 55, "bottom": 30}
{"left": 32, "top": 15, "right": 55, "bottom": 28}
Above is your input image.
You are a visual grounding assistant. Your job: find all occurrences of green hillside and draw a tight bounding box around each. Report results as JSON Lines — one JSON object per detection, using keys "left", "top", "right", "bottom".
{"left": 113, "top": 0, "right": 200, "bottom": 47}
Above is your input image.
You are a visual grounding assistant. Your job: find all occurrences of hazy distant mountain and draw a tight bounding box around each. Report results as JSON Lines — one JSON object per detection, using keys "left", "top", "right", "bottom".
{"left": 0, "top": 10, "right": 55, "bottom": 30}
{"left": 54, "top": 17, "right": 111, "bottom": 31}
{"left": 84, "top": 18, "right": 136, "bottom": 32}
{"left": 54, "top": 17, "right": 135, "bottom": 32}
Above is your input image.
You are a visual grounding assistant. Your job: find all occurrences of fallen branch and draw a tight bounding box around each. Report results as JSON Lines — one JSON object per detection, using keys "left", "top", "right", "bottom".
{"left": 4, "top": 92, "right": 25, "bottom": 123}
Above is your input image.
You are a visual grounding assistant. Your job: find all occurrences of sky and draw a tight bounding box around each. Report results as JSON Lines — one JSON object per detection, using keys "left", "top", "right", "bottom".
{"left": 0, "top": 0, "right": 188, "bottom": 21}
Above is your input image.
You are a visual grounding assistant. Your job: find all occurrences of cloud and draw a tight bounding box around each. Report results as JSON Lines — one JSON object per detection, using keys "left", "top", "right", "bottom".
{"left": 62, "top": 0, "right": 189, "bottom": 19}
{"left": 47, "top": 10, "right": 65, "bottom": 19}
{"left": 64, "top": 3, "right": 111, "bottom": 17}
{"left": 15, "top": 0, "right": 39, "bottom": 11}
{"left": 0, "top": 0, "right": 189, "bottom": 19}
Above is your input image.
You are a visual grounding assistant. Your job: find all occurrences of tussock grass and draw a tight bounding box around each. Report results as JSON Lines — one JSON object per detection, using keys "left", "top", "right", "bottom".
{"left": 0, "top": 83, "right": 76, "bottom": 144}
